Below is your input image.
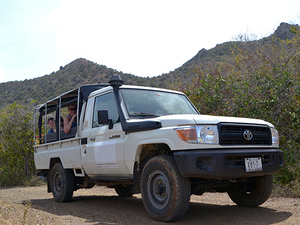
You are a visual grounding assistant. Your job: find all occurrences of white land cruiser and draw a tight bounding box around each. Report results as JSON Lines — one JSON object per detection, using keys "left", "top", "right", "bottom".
{"left": 34, "top": 75, "right": 283, "bottom": 222}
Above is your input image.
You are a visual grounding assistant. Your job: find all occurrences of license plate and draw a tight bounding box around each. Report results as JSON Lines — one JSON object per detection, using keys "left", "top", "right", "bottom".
{"left": 245, "top": 157, "right": 262, "bottom": 172}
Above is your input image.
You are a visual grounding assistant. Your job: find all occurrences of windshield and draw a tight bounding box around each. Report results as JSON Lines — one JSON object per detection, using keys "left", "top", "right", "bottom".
{"left": 121, "top": 89, "right": 198, "bottom": 118}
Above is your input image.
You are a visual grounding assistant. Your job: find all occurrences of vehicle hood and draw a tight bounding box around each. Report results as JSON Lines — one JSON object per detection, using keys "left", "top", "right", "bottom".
{"left": 157, "top": 114, "right": 273, "bottom": 128}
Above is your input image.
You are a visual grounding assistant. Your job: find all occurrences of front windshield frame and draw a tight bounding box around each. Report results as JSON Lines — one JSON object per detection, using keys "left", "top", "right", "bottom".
{"left": 120, "top": 88, "right": 199, "bottom": 118}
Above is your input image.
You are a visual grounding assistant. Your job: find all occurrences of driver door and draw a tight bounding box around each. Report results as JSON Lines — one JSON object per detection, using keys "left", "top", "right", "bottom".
{"left": 81, "top": 92, "right": 126, "bottom": 176}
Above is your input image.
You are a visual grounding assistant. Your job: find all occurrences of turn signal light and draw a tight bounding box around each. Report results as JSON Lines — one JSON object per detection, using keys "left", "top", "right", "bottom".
{"left": 175, "top": 128, "right": 197, "bottom": 143}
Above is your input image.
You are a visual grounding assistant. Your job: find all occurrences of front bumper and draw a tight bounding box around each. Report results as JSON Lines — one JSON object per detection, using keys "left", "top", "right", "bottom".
{"left": 173, "top": 149, "right": 283, "bottom": 179}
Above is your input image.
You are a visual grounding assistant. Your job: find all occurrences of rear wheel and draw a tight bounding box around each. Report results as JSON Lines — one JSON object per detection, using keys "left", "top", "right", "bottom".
{"left": 227, "top": 175, "right": 273, "bottom": 207}
{"left": 115, "top": 185, "right": 134, "bottom": 197}
{"left": 141, "top": 155, "right": 190, "bottom": 222}
{"left": 51, "top": 162, "right": 74, "bottom": 202}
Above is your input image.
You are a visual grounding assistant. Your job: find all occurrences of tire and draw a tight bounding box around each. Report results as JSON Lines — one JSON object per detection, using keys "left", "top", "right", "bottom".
{"left": 227, "top": 175, "right": 273, "bottom": 207}
{"left": 51, "top": 162, "right": 74, "bottom": 202}
{"left": 141, "top": 155, "right": 190, "bottom": 222}
{"left": 115, "top": 185, "right": 134, "bottom": 197}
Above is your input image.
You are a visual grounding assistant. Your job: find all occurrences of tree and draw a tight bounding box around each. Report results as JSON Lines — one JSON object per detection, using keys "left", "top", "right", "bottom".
{"left": 0, "top": 102, "right": 36, "bottom": 186}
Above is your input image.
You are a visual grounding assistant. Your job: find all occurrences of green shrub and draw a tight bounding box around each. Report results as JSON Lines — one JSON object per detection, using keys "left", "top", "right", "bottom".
{"left": 0, "top": 102, "right": 36, "bottom": 187}
{"left": 173, "top": 31, "right": 300, "bottom": 189}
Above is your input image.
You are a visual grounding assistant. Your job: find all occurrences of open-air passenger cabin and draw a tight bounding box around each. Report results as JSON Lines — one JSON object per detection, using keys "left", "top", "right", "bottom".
{"left": 34, "top": 84, "right": 108, "bottom": 144}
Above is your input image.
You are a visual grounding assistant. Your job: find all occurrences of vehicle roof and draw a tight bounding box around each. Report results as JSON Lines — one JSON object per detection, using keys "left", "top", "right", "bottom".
{"left": 88, "top": 84, "right": 184, "bottom": 98}
{"left": 35, "top": 84, "right": 109, "bottom": 113}
{"left": 35, "top": 83, "right": 184, "bottom": 113}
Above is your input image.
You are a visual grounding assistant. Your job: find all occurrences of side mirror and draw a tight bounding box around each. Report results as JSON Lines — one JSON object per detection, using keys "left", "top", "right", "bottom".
{"left": 98, "top": 110, "right": 109, "bottom": 124}
{"left": 97, "top": 110, "right": 113, "bottom": 129}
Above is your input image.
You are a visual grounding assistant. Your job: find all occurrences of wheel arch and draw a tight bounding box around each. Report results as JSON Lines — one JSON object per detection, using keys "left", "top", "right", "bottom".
{"left": 138, "top": 142, "right": 172, "bottom": 171}
{"left": 132, "top": 142, "right": 173, "bottom": 194}
{"left": 49, "top": 157, "right": 62, "bottom": 169}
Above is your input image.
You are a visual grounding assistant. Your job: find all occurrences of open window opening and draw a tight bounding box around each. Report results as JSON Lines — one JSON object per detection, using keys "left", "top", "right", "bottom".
{"left": 34, "top": 84, "right": 109, "bottom": 145}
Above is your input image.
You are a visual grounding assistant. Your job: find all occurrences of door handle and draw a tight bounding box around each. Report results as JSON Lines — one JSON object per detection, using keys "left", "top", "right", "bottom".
{"left": 90, "top": 137, "right": 95, "bottom": 141}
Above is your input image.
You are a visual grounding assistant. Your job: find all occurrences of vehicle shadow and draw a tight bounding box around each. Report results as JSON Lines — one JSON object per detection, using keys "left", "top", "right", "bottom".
{"left": 28, "top": 195, "right": 292, "bottom": 224}
{"left": 184, "top": 201, "right": 292, "bottom": 225}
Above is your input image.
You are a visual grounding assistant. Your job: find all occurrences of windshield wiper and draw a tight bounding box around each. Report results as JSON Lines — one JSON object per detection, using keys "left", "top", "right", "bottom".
{"left": 130, "top": 112, "right": 158, "bottom": 117}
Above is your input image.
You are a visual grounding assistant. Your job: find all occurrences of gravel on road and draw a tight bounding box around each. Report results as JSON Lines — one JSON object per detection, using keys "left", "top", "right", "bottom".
{"left": 0, "top": 185, "right": 299, "bottom": 224}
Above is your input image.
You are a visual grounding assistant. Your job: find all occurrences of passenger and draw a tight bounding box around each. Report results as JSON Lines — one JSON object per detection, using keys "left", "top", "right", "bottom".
{"left": 47, "top": 118, "right": 56, "bottom": 134}
{"left": 59, "top": 116, "right": 64, "bottom": 131}
{"left": 56, "top": 116, "right": 64, "bottom": 131}
{"left": 64, "top": 104, "right": 77, "bottom": 133}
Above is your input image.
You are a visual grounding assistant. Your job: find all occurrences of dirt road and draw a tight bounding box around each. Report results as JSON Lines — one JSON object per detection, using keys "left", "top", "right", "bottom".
{"left": 0, "top": 185, "right": 299, "bottom": 224}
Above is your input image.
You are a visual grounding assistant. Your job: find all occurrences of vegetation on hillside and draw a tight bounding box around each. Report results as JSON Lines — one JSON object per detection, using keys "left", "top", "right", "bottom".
{"left": 172, "top": 25, "right": 300, "bottom": 196}
{"left": 0, "top": 23, "right": 297, "bottom": 110}
{"left": 0, "top": 60, "right": 150, "bottom": 110}
{"left": 0, "top": 102, "right": 36, "bottom": 186}
{"left": 0, "top": 23, "right": 299, "bottom": 196}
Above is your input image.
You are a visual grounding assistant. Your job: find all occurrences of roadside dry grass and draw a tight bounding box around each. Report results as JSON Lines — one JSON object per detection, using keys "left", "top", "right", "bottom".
{"left": 272, "top": 182, "right": 300, "bottom": 198}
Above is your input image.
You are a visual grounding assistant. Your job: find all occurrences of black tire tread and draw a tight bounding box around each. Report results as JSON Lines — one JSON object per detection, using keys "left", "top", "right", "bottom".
{"left": 141, "top": 155, "right": 190, "bottom": 222}
{"left": 115, "top": 186, "right": 134, "bottom": 197}
{"left": 51, "top": 162, "right": 74, "bottom": 202}
{"left": 228, "top": 175, "right": 273, "bottom": 207}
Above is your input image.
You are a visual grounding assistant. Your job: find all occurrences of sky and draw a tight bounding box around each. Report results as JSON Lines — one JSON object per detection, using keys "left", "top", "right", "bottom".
{"left": 0, "top": 0, "right": 300, "bottom": 83}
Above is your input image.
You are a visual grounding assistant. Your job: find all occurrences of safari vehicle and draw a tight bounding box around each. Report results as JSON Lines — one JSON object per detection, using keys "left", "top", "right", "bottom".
{"left": 34, "top": 75, "right": 283, "bottom": 222}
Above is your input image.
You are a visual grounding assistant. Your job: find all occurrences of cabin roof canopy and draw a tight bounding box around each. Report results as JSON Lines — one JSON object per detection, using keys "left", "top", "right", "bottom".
{"left": 36, "top": 84, "right": 109, "bottom": 114}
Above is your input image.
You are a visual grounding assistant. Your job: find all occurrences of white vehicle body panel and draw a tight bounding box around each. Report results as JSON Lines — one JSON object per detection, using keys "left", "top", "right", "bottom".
{"left": 34, "top": 83, "right": 279, "bottom": 178}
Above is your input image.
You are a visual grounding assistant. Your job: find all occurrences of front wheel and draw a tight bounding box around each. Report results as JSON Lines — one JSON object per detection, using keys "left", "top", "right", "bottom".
{"left": 51, "top": 162, "right": 74, "bottom": 202}
{"left": 115, "top": 185, "right": 134, "bottom": 197}
{"left": 227, "top": 175, "right": 273, "bottom": 207}
{"left": 141, "top": 155, "right": 190, "bottom": 222}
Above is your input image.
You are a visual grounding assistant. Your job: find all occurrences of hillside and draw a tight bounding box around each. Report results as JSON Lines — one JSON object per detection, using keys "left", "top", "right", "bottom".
{"left": 162, "top": 22, "right": 299, "bottom": 81}
{"left": 0, "top": 22, "right": 298, "bottom": 109}
{"left": 0, "top": 60, "right": 147, "bottom": 109}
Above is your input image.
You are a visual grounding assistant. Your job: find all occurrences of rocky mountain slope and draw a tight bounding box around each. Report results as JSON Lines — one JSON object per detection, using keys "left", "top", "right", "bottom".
{"left": 0, "top": 22, "right": 298, "bottom": 109}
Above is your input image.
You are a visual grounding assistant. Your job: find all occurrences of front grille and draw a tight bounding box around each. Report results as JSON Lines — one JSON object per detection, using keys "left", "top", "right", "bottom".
{"left": 219, "top": 123, "right": 271, "bottom": 145}
{"left": 227, "top": 155, "right": 275, "bottom": 167}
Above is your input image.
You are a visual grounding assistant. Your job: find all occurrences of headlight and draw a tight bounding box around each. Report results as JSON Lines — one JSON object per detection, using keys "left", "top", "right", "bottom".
{"left": 175, "top": 125, "right": 219, "bottom": 144}
{"left": 197, "top": 126, "right": 219, "bottom": 144}
{"left": 271, "top": 128, "right": 279, "bottom": 144}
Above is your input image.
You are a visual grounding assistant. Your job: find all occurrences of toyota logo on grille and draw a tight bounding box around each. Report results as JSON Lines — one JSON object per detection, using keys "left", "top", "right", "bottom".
{"left": 243, "top": 130, "right": 253, "bottom": 140}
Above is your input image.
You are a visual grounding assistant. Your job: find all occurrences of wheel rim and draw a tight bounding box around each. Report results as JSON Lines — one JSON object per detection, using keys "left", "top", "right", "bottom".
{"left": 54, "top": 172, "right": 63, "bottom": 193}
{"left": 147, "top": 170, "right": 171, "bottom": 209}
